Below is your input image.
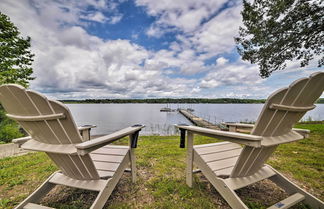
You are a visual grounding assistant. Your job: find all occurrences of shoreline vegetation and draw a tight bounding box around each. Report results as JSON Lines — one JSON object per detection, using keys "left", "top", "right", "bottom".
{"left": 61, "top": 98, "right": 324, "bottom": 104}
{"left": 0, "top": 107, "right": 24, "bottom": 144}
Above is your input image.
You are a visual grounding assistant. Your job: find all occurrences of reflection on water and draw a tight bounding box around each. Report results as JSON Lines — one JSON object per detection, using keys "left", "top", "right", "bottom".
{"left": 66, "top": 103, "right": 324, "bottom": 135}
{"left": 67, "top": 104, "right": 191, "bottom": 135}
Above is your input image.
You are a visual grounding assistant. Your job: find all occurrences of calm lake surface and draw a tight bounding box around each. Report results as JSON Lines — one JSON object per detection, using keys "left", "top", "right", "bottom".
{"left": 66, "top": 103, "right": 324, "bottom": 135}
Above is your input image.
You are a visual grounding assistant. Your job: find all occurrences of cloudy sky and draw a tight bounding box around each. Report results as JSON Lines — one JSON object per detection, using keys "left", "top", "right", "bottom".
{"left": 1, "top": 0, "right": 323, "bottom": 99}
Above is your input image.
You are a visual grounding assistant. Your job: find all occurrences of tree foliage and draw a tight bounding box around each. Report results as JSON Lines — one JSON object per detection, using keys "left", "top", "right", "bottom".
{"left": 0, "top": 108, "right": 23, "bottom": 143}
{"left": 0, "top": 12, "right": 34, "bottom": 87}
{"left": 235, "top": 0, "right": 323, "bottom": 78}
{"left": 0, "top": 12, "right": 34, "bottom": 143}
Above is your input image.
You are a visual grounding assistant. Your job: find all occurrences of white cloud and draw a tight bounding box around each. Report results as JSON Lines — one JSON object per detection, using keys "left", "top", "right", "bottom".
{"left": 2, "top": 0, "right": 321, "bottom": 100}
{"left": 0, "top": 0, "right": 199, "bottom": 99}
{"left": 81, "top": 11, "right": 107, "bottom": 23}
{"left": 156, "top": 6, "right": 209, "bottom": 32}
{"left": 146, "top": 25, "right": 164, "bottom": 38}
{"left": 139, "top": 0, "right": 244, "bottom": 74}
{"left": 200, "top": 59, "right": 263, "bottom": 88}
{"left": 109, "top": 14, "right": 123, "bottom": 24}
{"left": 78, "top": 1, "right": 123, "bottom": 24}
{"left": 136, "top": 0, "right": 229, "bottom": 33}
{"left": 189, "top": 5, "right": 242, "bottom": 57}
{"left": 216, "top": 57, "right": 229, "bottom": 66}
{"left": 143, "top": 48, "right": 207, "bottom": 75}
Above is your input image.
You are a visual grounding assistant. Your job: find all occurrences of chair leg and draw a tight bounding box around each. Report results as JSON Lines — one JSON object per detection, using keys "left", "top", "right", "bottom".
{"left": 193, "top": 151, "right": 248, "bottom": 209}
{"left": 90, "top": 181, "right": 115, "bottom": 209}
{"left": 213, "top": 178, "right": 249, "bottom": 209}
{"left": 186, "top": 132, "right": 194, "bottom": 187}
{"left": 15, "top": 173, "right": 56, "bottom": 209}
{"left": 269, "top": 168, "right": 324, "bottom": 209}
{"left": 91, "top": 152, "right": 130, "bottom": 209}
{"left": 129, "top": 148, "right": 136, "bottom": 183}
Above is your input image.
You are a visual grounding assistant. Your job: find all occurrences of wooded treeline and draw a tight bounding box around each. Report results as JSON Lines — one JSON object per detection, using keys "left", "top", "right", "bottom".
{"left": 61, "top": 98, "right": 324, "bottom": 104}
{"left": 61, "top": 98, "right": 266, "bottom": 104}
{"left": 318, "top": 98, "right": 324, "bottom": 104}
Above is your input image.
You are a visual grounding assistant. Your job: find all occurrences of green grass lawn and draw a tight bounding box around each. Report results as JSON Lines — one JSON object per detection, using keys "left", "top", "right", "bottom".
{"left": 0, "top": 123, "right": 323, "bottom": 209}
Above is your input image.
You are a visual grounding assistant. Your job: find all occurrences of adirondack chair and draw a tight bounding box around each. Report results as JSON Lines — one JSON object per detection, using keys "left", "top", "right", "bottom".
{"left": 176, "top": 72, "right": 324, "bottom": 209}
{"left": 0, "top": 84, "right": 144, "bottom": 209}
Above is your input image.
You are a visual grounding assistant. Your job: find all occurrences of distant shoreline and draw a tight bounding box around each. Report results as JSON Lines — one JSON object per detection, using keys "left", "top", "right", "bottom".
{"left": 60, "top": 98, "right": 324, "bottom": 104}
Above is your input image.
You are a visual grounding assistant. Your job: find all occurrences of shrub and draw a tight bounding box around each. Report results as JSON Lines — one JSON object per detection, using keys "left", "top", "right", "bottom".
{"left": 0, "top": 107, "right": 24, "bottom": 143}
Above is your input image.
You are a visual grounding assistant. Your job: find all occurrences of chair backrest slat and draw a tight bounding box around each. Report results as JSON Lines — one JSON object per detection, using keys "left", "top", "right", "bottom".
{"left": 0, "top": 84, "right": 100, "bottom": 180}
{"left": 27, "top": 90, "right": 66, "bottom": 144}
{"left": 269, "top": 104, "right": 315, "bottom": 112}
{"left": 243, "top": 146, "right": 277, "bottom": 176}
{"left": 0, "top": 85, "right": 54, "bottom": 143}
{"left": 230, "top": 72, "right": 324, "bottom": 178}
{"left": 48, "top": 100, "right": 82, "bottom": 144}
{"left": 47, "top": 153, "right": 79, "bottom": 179}
{"left": 7, "top": 113, "right": 65, "bottom": 121}
{"left": 271, "top": 73, "right": 324, "bottom": 137}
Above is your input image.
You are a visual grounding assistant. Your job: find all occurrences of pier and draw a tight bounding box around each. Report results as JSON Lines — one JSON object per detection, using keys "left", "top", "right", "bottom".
{"left": 178, "top": 109, "right": 220, "bottom": 130}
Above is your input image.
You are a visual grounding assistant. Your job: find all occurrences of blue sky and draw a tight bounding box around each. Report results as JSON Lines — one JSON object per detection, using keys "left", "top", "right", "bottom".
{"left": 1, "top": 0, "right": 323, "bottom": 99}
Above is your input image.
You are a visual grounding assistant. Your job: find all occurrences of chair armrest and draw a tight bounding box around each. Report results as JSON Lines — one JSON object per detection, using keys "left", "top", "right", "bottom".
{"left": 221, "top": 122, "right": 254, "bottom": 132}
{"left": 78, "top": 125, "right": 97, "bottom": 131}
{"left": 76, "top": 125, "right": 145, "bottom": 155}
{"left": 176, "top": 124, "right": 262, "bottom": 147}
{"left": 21, "top": 139, "right": 77, "bottom": 154}
{"left": 292, "top": 128, "right": 310, "bottom": 138}
{"left": 222, "top": 123, "right": 310, "bottom": 138}
{"left": 78, "top": 125, "right": 97, "bottom": 141}
{"left": 222, "top": 122, "right": 255, "bottom": 128}
{"left": 12, "top": 136, "right": 32, "bottom": 147}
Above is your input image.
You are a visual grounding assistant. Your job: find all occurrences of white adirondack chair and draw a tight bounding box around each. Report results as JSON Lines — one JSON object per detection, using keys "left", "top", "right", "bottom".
{"left": 0, "top": 84, "right": 144, "bottom": 209}
{"left": 176, "top": 72, "right": 324, "bottom": 209}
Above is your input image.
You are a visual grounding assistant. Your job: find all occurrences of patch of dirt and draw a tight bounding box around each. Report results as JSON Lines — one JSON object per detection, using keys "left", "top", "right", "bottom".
{"left": 237, "top": 179, "right": 287, "bottom": 206}
{"left": 196, "top": 173, "right": 308, "bottom": 209}
{"left": 104, "top": 168, "right": 155, "bottom": 208}
{"left": 280, "top": 172, "right": 320, "bottom": 198}
{"left": 40, "top": 167, "right": 156, "bottom": 208}
{"left": 41, "top": 185, "right": 96, "bottom": 208}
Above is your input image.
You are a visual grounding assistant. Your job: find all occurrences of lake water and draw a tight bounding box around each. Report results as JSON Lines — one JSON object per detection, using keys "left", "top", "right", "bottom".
{"left": 66, "top": 103, "right": 324, "bottom": 135}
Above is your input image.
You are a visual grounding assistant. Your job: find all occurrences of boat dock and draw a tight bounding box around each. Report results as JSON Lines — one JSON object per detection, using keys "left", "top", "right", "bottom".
{"left": 178, "top": 109, "right": 220, "bottom": 130}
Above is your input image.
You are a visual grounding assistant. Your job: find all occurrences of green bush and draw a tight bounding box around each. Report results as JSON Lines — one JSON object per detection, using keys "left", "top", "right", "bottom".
{"left": 0, "top": 107, "right": 24, "bottom": 143}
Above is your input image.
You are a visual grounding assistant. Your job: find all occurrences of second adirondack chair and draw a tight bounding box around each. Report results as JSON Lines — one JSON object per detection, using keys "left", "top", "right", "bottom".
{"left": 0, "top": 84, "right": 144, "bottom": 209}
{"left": 176, "top": 72, "right": 324, "bottom": 209}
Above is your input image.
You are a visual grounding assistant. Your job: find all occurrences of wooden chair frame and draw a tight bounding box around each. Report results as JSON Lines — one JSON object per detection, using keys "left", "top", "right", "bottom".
{"left": 13, "top": 125, "right": 143, "bottom": 209}
{"left": 177, "top": 126, "right": 323, "bottom": 209}
{"left": 176, "top": 72, "right": 324, "bottom": 209}
{"left": 0, "top": 84, "right": 144, "bottom": 209}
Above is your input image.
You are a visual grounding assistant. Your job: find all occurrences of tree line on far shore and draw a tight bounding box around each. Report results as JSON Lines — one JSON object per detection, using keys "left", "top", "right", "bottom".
{"left": 61, "top": 98, "right": 324, "bottom": 104}
{"left": 61, "top": 98, "right": 266, "bottom": 104}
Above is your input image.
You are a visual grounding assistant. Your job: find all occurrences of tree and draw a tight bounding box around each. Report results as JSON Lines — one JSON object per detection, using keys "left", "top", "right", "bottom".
{"left": 0, "top": 12, "right": 34, "bottom": 87}
{"left": 235, "top": 0, "right": 323, "bottom": 78}
{"left": 0, "top": 12, "right": 34, "bottom": 143}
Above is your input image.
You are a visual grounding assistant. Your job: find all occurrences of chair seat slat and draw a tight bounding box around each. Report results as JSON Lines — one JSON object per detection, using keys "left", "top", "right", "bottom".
{"left": 90, "top": 154, "right": 124, "bottom": 163}
{"left": 207, "top": 156, "right": 239, "bottom": 171}
{"left": 49, "top": 172, "right": 106, "bottom": 191}
{"left": 199, "top": 148, "right": 242, "bottom": 163}
{"left": 214, "top": 166, "right": 234, "bottom": 176}
{"left": 194, "top": 143, "right": 241, "bottom": 155}
{"left": 23, "top": 203, "right": 55, "bottom": 209}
